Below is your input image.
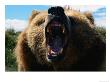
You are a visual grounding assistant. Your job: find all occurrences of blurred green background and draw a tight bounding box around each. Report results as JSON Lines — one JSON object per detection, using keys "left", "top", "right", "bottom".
{"left": 5, "top": 29, "right": 20, "bottom": 71}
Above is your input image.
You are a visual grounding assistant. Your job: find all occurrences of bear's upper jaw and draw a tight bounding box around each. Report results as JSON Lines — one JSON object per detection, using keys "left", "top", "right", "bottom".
{"left": 50, "top": 21, "right": 61, "bottom": 27}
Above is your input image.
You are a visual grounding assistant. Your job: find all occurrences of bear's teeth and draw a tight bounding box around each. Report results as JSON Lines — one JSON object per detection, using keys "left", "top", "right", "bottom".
{"left": 52, "top": 55, "right": 57, "bottom": 56}
{"left": 51, "top": 50, "right": 56, "bottom": 54}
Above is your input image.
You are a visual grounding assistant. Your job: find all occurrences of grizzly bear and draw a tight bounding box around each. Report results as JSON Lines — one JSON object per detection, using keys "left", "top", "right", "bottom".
{"left": 15, "top": 6, "right": 106, "bottom": 71}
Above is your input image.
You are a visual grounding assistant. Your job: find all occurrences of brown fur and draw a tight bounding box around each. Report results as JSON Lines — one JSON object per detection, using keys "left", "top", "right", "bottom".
{"left": 83, "top": 11, "right": 94, "bottom": 25}
{"left": 15, "top": 8, "right": 105, "bottom": 71}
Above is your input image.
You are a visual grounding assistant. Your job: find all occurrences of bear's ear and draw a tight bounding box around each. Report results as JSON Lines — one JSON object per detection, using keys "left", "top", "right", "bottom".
{"left": 83, "top": 12, "right": 94, "bottom": 25}
{"left": 29, "top": 10, "right": 40, "bottom": 23}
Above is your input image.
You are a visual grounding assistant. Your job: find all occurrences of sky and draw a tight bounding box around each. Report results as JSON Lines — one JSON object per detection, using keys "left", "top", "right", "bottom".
{"left": 5, "top": 5, "right": 106, "bottom": 31}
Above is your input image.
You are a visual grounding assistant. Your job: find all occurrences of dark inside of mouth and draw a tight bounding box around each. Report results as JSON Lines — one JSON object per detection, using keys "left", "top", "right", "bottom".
{"left": 46, "top": 20, "right": 65, "bottom": 59}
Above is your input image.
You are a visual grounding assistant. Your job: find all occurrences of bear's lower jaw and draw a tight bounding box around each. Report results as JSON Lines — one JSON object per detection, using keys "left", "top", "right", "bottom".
{"left": 46, "top": 52, "right": 65, "bottom": 62}
{"left": 47, "top": 54, "right": 65, "bottom": 62}
{"left": 46, "top": 47, "right": 64, "bottom": 62}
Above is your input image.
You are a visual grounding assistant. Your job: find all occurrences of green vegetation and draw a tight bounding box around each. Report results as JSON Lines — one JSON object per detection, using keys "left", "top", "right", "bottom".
{"left": 5, "top": 28, "right": 20, "bottom": 71}
{"left": 94, "top": 26, "right": 106, "bottom": 42}
{"left": 5, "top": 26, "right": 106, "bottom": 71}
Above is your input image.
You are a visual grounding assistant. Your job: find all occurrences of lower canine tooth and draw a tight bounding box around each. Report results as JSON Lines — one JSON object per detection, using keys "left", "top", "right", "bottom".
{"left": 52, "top": 55, "right": 57, "bottom": 56}
{"left": 51, "top": 50, "right": 55, "bottom": 54}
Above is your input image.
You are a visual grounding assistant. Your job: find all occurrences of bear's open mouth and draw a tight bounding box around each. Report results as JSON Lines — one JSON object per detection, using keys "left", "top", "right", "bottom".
{"left": 46, "top": 20, "right": 66, "bottom": 61}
